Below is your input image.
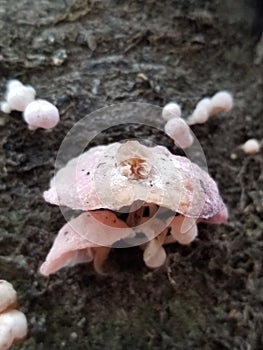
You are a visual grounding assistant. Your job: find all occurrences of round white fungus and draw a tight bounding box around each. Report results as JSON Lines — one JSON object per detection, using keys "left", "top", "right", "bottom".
{"left": 210, "top": 90, "right": 233, "bottom": 115}
{"left": 0, "top": 310, "right": 28, "bottom": 350}
{"left": 0, "top": 280, "right": 17, "bottom": 313}
{"left": 6, "top": 79, "right": 23, "bottom": 91}
{"left": 23, "top": 99, "right": 60, "bottom": 129}
{"left": 6, "top": 85, "right": 36, "bottom": 112}
{"left": 162, "top": 102, "right": 182, "bottom": 121}
{"left": 241, "top": 139, "right": 260, "bottom": 154}
{"left": 0, "top": 102, "right": 11, "bottom": 114}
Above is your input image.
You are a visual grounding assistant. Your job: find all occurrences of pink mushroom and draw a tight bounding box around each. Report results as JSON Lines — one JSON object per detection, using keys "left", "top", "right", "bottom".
{"left": 40, "top": 210, "right": 135, "bottom": 276}
{"left": 0, "top": 280, "right": 28, "bottom": 350}
{"left": 23, "top": 99, "right": 60, "bottom": 130}
{"left": 41, "top": 140, "right": 228, "bottom": 275}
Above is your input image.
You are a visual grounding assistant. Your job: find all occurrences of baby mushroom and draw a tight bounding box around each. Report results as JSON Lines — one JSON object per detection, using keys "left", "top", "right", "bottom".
{"left": 0, "top": 281, "right": 17, "bottom": 313}
{"left": 3, "top": 79, "right": 36, "bottom": 112}
{"left": 188, "top": 91, "right": 233, "bottom": 125}
{"left": 0, "top": 280, "right": 28, "bottom": 350}
{"left": 210, "top": 91, "right": 233, "bottom": 115}
{"left": 23, "top": 99, "right": 60, "bottom": 130}
{"left": 0, "top": 310, "right": 28, "bottom": 350}
{"left": 164, "top": 118, "right": 194, "bottom": 148}
{"left": 241, "top": 139, "right": 261, "bottom": 154}
{"left": 162, "top": 102, "right": 182, "bottom": 121}
{"left": 187, "top": 98, "right": 212, "bottom": 125}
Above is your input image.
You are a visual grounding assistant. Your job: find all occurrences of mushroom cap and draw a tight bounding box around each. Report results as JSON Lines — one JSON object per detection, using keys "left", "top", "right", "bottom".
{"left": 241, "top": 139, "right": 260, "bottom": 155}
{"left": 190, "top": 106, "right": 209, "bottom": 124}
{"left": 6, "top": 79, "right": 23, "bottom": 91}
{"left": 0, "top": 310, "right": 27, "bottom": 345}
{"left": 44, "top": 141, "right": 227, "bottom": 221}
{"left": 39, "top": 210, "right": 134, "bottom": 276}
{"left": 23, "top": 99, "right": 59, "bottom": 129}
{"left": 210, "top": 91, "right": 233, "bottom": 114}
{"left": 0, "top": 281, "right": 17, "bottom": 313}
{"left": 0, "top": 102, "right": 11, "bottom": 114}
{"left": 162, "top": 102, "right": 182, "bottom": 121}
{"left": 6, "top": 85, "right": 36, "bottom": 112}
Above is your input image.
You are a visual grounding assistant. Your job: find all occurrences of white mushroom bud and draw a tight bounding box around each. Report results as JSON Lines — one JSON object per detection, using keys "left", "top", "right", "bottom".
{"left": 0, "top": 280, "right": 17, "bottom": 313}
{"left": 0, "top": 310, "right": 28, "bottom": 350}
{"left": 164, "top": 118, "right": 194, "bottom": 148}
{"left": 5, "top": 85, "right": 36, "bottom": 112}
{"left": 210, "top": 91, "right": 233, "bottom": 115}
{"left": 187, "top": 98, "right": 212, "bottom": 125}
{"left": 0, "top": 102, "right": 11, "bottom": 114}
{"left": 241, "top": 139, "right": 260, "bottom": 154}
{"left": 23, "top": 99, "right": 60, "bottom": 130}
{"left": 162, "top": 102, "right": 182, "bottom": 121}
{"left": 6, "top": 79, "right": 23, "bottom": 91}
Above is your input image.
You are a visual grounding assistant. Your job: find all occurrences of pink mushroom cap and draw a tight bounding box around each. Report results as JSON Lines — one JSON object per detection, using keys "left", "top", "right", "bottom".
{"left": 42, "top": 141, "right": 228, "bottom": 275}
{"left": 44, "top": 141, "right": 227, "bottom": 222}
{"left": 40, "top": 210, "right": 134, "bottom": 276}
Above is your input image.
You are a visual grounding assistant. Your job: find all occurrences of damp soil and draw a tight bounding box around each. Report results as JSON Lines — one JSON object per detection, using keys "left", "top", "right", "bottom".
{"left": 0, "top": 1, "right": 263, "bottom": 349}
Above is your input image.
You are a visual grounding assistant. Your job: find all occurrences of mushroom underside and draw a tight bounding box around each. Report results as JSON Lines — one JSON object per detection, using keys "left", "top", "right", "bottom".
{"left": 40, "top": 201, "right": 227, "bottom": 276}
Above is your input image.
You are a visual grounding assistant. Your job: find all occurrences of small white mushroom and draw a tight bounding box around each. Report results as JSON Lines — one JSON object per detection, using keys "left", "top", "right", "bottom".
{"left": 0, "top": 102, "right": 11, "bottom": 114}
{"left": 187, "top": 92, "right": 233, "bottom": 125}
{"left": 0, "top": 310, "right": 28, "bottom": 350}
{"left": 5, "top": 84, "right": 36, "bottom": 112}
{"left": 6, "top": 79, "right": 23, "bottom": 91}
{"left": 187, "top": 98, "right": 212, "bottom": 125}
{"left": 241, "top": 139, "right": 260, "bottom": 154}
{"left": 162, "top": 102, "right": 182, "bottom": 121}
{"left": 23, "top": 99, "right": 60, "bottom": 130}
{"left": 210, "top": 91, "right": 233, "bottom": 115}
{"left": 0, "top": 280, "right": 17, "bottom": 313}
{"left": 164, "top": 118, "right": 194, "bottom": 148}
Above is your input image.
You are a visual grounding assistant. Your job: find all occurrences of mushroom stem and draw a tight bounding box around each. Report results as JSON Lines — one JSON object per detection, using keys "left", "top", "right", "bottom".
{"left": 93, "top": 246, "right": 111, "bottom": 274}
{"left": 143, "top": 230, "right": 168, "bottom": 268}
{"left": 170, "top": 215, "right": 198, "bottom": 245}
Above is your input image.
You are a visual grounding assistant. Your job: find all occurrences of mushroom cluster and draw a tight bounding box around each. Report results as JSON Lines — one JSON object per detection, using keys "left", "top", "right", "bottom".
{"left": 40, "top": 140, "right": 228, "bottom": 275}
{"left": 187, "top": 90, "right": 233, "bottom": 125}
{"left": 1, "top": 79, "right": 60, "bottom": 130}
{"left": 0, "top": 280, "right": 28, "bottom": 350}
